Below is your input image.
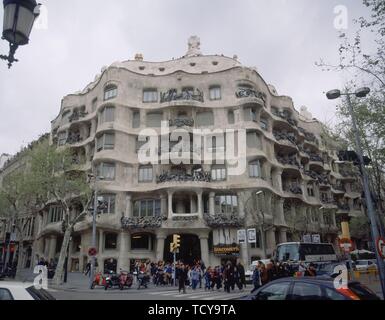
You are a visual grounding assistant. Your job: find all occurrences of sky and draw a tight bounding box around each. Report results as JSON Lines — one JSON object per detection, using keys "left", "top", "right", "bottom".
{"left": 0, "top": 0, "right": 375, "bottom": 155}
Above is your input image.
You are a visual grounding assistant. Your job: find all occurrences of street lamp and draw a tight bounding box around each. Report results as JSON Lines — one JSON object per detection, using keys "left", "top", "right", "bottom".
{"left": 88, "top": 174, "right": 104, "bottom": 289}
{"left": 326, "top": 86, "right": 385, "bottom": 297}
{"left": 1, "top": 0, "right": 41, "bottom": 68}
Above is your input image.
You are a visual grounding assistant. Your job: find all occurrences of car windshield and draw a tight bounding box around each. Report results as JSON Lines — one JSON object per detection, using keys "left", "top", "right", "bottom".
{"left": 355, "top": 261, "right": 367, "bottom": 265}
{"left": 348, "top": 283, "right": 380, "bottom": 300}
{"left": 26, "top": 286, "right": 56, "bottom": 300}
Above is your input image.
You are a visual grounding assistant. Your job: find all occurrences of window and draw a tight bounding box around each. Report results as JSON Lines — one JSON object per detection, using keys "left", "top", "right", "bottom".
{"left": 143, "top": 89, "right": 158, "bottom": 103}
{"left": 48, "top": 206, "right": 64, "bottom": 224}
{"left": 215, "top": 195, "right": 238, "bottom": 214}
{"left": 209, "top": 86, "right": 221, "bottom": 100}
{"left": 96, "top": 133, "right": 115, "bottom": 151}
{"left": 247, "top": 132, "right": 261, "bottom": 148}
{"left": 146, "top": 112, "right": 163, "bottom": 127}
{"left": 100, "top": 106, "right": 115, "bottom": 123}
{"left": 307, "top": 184, "right": 315, "bottom": 197}
{"left": 97, "top": 162, "right": 116, "bottom": 180}
{"left": 58, "top": 132, "right": 67, "bottom": 146}
{"left": 254, "top": 282, "right": 290, "bottom": 301}
{"left": 98, "top": 194, "right": 116, "bottom": 214}
{"left": 291, "top": 282, "right": 323, "bottom": 300}
{"left": 0, "top": 288, "right": 13, "bottom": 300}
{"left": 133, "top": 199, "right": 161, "bottom": 217}
{"left": 249, "top": 160, "right": 261, "bottom": 178}
{"left": 131, "top": 234, "right": 152, "bottom": 250}
{"left": 139, "top": 166, "right": 153, "bottom": 182}
{"left": 211, "top": 165, "right": 227, "bottom": 181}
{"left": 132, "top": 111, "right": 140, "bottom": 128}
{"left": 105, "top": 233, "right": 117, "bottom": 249}
{"left": 324, "top": 288, "right": 347, "bottom": 300}
{"left": 228, "top": 110, "right": 235, "bottom": 124}
{"left": 104, "top": 85, "right": 118, "bottom": 101}
{"left": 196, "top": 111, "right": 214, "bottom": 127}
{"left": 244, "top": 107, "right": 257, "bottom": 122}
{"left": 260, "top": 118, "right": 268, "bottom": 131}
{"left": 92, "top": 98, "right": 98, "bottom": 112}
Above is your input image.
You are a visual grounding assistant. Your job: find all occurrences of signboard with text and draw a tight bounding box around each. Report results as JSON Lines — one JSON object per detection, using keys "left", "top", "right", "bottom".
{"left": 213, "top": 245, "right": 240, "bottom": 256}
{"left": 247, "top": 229, "right": 257, "bottom": 244}
{"left": 237, "top": 229, "right": 246, "bottom": 244}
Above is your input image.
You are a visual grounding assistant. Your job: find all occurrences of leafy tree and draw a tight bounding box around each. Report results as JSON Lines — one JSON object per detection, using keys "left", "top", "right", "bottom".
{"left": 27, "top": 139, "right": 92, "bottom": 285}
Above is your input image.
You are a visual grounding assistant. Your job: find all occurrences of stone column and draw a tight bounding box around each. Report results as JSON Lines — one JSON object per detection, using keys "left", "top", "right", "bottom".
{"left": 36, "top": 213, "right": 43, "bottom": 236}
{"left": 331, "top": 211, "right": 337, "bottom": 228}
{"left": 125, "top": 194, "right": 132, "bottom": 218}
{"left": 118, "top": 231, "right": 130, "bottom": 270}
{"left": 209, "top": 192, "right": 215, "bottom": 215}
{"left": 279, "top": 228, "right": 287, "bottom": 243}
{"left": 168, "top": 191, "right": 173, "bottom": 219}
{"left": 238, "top": 192, "right": 245, "bottom": 218}
{"left": 275, "top": 169, "right": 283, "bottom": 192}
{"left": 266, "top": 228, "right": 276, "bottom": 253}
{"left": 156, "top": 234, "right": 166, "bottom": 261}
{"left": 48, "top": 235, "right": 57, "bottom": 261}
{"left": 265, "top": 192, "right": 272, "bottom": 215}
{"left": 199, "top": 235, "right": 210, "bottom": 266}
{"left": 197, "top": 191, "right": 203, "bottom": 218}
{"left": 275, "top": 198, "right": 285, "bottom": 226}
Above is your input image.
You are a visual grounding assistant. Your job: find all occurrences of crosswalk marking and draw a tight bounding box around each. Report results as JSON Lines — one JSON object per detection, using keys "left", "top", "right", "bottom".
{"left": 146, "top": 288, "right": 246, "bottom": 300}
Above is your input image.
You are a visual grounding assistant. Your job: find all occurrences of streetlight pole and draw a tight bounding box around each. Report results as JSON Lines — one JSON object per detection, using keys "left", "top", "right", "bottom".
{"left": 327, "top": 87, "right": 385, "bottom": 297}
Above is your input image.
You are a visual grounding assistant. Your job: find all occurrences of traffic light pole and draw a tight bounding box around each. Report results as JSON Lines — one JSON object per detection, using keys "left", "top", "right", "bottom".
{"left": 173, "top": 251, "right": 176, "bottom": 287}
{"left": 89, "top": 182, "right": 98, "bottom": 289}
{"left": 346, "top": 93, "right": 385, "bottom": 298}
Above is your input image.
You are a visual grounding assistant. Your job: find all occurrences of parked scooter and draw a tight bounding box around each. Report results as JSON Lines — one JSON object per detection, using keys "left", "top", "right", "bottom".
{"left": 91, "top": 272, "right": 107, "bottom": 289}
{"left": 105, "top": 270, "right": 120, "bottom": 290}
{"left": 137, "top": 271, "right": 150, "bottom": 289}
{"left": 119, "top": 270, "right": 133, "bottom": 290}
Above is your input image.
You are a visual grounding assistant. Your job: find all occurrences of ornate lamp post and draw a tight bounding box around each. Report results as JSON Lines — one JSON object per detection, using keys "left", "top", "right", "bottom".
{"left": 1, "top": 0, "right": 41, "bottom": 68}
{"left": 326, "top": 87, "right": 385, "bottom": 297}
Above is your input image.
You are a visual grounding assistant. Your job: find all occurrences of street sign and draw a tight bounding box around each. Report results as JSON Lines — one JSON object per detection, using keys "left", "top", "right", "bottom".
{"left": 312, "top": 234, "right": 321, "bottom": 244}
{"left": 247, "top": 229, "right": 256, "bottom": 244}
{"left": 237, "top": 229, "right": 246, "bottom": 244}
{"left": 88, "top": 247, "right": 97, "bottom": 256}
{"left": 376, "top": 237, "right": 385, "bottom": 259}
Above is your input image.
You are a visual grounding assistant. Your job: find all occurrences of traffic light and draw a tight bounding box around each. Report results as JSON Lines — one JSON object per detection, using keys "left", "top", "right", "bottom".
{"left": 173, "top": 234, "right": 181, "bottom": 249}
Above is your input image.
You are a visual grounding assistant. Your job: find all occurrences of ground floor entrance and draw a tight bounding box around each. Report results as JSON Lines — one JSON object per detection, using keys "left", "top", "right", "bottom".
{"left": 163, "top": 234, "right": 201, "bottom": 266}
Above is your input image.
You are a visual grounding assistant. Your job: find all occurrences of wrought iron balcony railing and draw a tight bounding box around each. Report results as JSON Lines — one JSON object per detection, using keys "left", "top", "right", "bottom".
{"left": 235, "top": 88, "right": 267, "bottom": 104}
{"left": 121, "top": 216, "right": 166, "bottom": 229}
{"left": 169, "top": 118, "right": 195, "bottom": 127}
{"left": 204, "top": 213, "right": 244, "bottom": 228}
{"left": 157, "top": 171, "right": 211, "bottom": 183}
{"left": 69, "top": 110, "right": 88, "bottom": 123}
{"left": 160, "top": 89, "right": 204, "bottom": 103}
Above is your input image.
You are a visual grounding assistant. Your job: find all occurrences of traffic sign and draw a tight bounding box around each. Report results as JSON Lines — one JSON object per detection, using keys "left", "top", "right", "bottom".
{"left": 376, "top": 237, "right": 385, "bottom": 259}
{"left": 88, "top": 247, "right": 97, "bottom": 256}
{"left": 339, "top": 238, "right": 353, "bottom": 253}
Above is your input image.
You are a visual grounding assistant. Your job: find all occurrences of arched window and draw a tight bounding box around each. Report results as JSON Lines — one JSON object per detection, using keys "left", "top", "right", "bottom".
{"left": 104, "top": 85, "right": 118, "bottom": 101}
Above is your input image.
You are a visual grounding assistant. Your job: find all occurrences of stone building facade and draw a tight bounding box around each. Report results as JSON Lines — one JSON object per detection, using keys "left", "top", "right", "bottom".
{"left": 1, "top": 37, "right": 365, "bottom": 273}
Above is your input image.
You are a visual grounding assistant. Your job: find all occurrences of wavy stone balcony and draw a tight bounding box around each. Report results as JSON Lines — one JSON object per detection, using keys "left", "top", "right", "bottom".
{"left": 169, "top": 118, "right": 195, "bottom": 127}
{"left": 283, "top": 185, "right": 303, "bottom": 195}
{"left": 204, "top": 213, "right": 244, "bottom": 228}
{"left": 69, "top": 110, "right": 89, "bottom": 123}
{"left": 273, "top": 131, "right": 297, "bottom": 146}
{"left": 277, "top": 155, "right": 301, "bottom": 169}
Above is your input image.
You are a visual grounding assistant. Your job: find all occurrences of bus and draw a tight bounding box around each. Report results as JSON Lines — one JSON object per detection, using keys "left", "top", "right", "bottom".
{"left": 275, "top": 242, "right": 338, "bottom": 263}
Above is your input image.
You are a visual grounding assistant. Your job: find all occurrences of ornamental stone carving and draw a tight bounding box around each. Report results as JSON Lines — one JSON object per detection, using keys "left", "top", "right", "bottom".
{"left": 121, "top": 216, "right": 166, "bottom": 229}
{"left": 204, "top": 213, "right": 244, "bottom": 228}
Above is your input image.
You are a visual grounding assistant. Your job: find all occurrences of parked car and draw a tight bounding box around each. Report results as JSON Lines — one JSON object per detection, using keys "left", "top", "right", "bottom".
{"left": 0, "top": 282, "right": 56, "bottom": 300}
{"left": 316, "top": 261, "right": 354, "bottom": 277}
{"left": 238, "top": 277, "right": 380, "bottom": 300}
{"left": 354, "top": 260, "right": 377, "bottom": 272}
{"left": 245, "top": 259, "right": 272, "bottom": 284}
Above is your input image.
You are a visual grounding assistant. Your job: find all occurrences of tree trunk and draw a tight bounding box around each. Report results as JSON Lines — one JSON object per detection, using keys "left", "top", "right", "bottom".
{"left": 53, "top": 227, "right": 72, "bottom": 286}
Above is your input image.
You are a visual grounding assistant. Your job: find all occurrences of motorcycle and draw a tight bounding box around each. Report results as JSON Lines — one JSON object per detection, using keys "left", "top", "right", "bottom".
{"left": 91, "top": 272, "right": 107, "bottom": 289}
{"left": 118, "top": 270, "right": 133, "bottom": 290}
{"left": 104, "top": 270, "right": 120, "bottom": 290}
{"left": 137, "top": 272, "right": 150, "bottom": 289}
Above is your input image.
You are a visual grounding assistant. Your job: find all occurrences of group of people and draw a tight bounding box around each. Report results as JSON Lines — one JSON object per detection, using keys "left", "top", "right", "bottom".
{"left": 251, "top": 260, "right": 318, "bottom": 292}
{"left": 132, "top": 259, "right": 247, "bottom": 294}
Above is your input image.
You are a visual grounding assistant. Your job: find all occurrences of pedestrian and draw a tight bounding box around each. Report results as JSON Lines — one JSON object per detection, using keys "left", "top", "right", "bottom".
{"left": 259, "top": 262, "right": 269, "bottom": 285}
{"left": 305, "top": 263, "right": 317, "bottom": 277}
{"left": 223, "top": 263, "right": 235, "bottom": 293}
{"left": 204, "top": 267, "right": 211, "bottom": 290}
{"left": 84, "top": 261, "right": 91, "bottom": 276}
{"left": 191, "top": 266, "right": 200, "bottom": 290}
{"left": 237, "top": 261, "right": 246, "bottom": 289}
{"left": 252, "top": 264, "right": 261, "bottom": 292}
{"left": 178, "top": 264, "right": 188, "bottom": 294}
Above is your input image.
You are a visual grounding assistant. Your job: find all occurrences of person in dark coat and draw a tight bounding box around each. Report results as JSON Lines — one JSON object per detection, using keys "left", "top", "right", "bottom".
{"left": 223, "top": 263, "right": 235, "bottom": 293}
{"left": 237, "top": 262, "right": 246, "bottom": 289}
{"left": 178, "top": 264, "right": 188, "bottom": 294}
